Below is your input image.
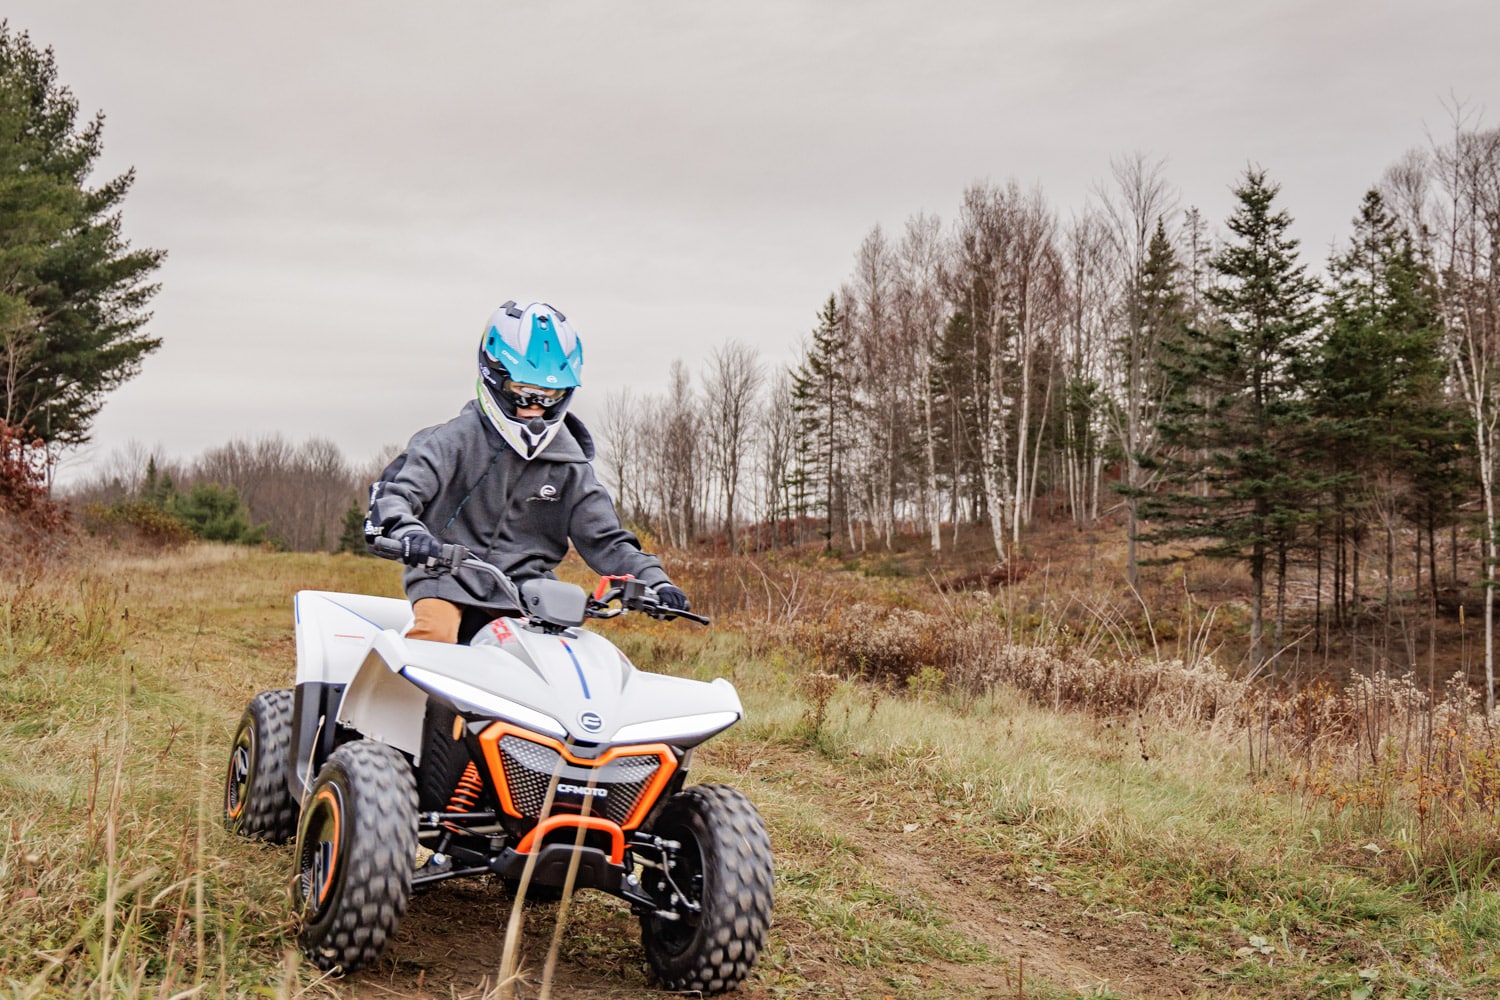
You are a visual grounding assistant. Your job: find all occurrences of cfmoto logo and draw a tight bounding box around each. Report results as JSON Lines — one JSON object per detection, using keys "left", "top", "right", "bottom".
{"left": 558, "top": 783, "right": 608, "bottom": 799}
{"left": 579, "top": 711, "right": 603, "bottom": 733}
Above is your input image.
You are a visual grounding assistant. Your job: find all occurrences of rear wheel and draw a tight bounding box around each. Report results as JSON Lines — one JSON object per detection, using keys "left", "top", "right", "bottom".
{"left": 223, "top": 689, "right": 297, "bottom": 843}
{"left": 294, "top": 740, "right": 418, "bottom": 973}
{"left": 640, "top": 784, "right": 773, "bottom": 994}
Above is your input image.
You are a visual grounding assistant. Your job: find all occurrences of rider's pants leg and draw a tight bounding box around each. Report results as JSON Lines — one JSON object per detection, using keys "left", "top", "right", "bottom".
{"left": 409, "top": 597, "right": 461, "bottom": 643}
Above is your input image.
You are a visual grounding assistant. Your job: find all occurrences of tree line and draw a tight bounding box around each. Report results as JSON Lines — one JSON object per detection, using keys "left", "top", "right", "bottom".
{"left": 599, "top": 113, "right": 1500, "bottom": 688}
{"left": 70, "top": 435, "right": 389, "bottom": 553}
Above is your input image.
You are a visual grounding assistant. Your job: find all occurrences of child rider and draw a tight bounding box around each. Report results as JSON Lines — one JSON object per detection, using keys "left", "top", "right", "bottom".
{"left": 365, "top": 300, "right": 689, "bottom": 642}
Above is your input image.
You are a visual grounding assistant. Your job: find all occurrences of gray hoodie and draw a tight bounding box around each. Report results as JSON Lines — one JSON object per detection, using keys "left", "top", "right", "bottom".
{"left": 367, "top": 400, "right": 669, "bottom": 611}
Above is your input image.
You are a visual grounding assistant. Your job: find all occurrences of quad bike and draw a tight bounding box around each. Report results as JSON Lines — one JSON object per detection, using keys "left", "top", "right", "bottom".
{"left": 223, "top": 538, "right": 773, "bottom": 993}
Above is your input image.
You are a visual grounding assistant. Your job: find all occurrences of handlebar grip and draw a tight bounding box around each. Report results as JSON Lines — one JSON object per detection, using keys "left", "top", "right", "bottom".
{"left": 370, "top": 535, "right": 404, "bottom": 560}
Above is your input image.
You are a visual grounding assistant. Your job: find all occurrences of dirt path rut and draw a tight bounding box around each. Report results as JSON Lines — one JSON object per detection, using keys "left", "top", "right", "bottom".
{"left": 336, "top": 740, "right": 1212, "bottom": 1000}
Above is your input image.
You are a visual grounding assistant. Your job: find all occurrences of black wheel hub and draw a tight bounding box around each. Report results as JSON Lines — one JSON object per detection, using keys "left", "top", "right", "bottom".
{"left": 648, "top": 833, "right": 705, "bottom": 955}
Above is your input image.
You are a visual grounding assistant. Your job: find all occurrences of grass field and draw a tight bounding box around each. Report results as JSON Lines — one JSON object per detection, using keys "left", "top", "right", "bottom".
{"left": 3, "top": 540, "right": 1500, "bottom": 998}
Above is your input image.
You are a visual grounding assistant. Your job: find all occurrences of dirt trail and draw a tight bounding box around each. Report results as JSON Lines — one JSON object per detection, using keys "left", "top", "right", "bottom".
{"left": 338, "top": 742, "right": 1211, "bottom": 1000}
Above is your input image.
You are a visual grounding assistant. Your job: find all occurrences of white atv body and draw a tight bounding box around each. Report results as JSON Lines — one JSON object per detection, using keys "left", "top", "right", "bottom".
{"left": 292, "top": 588, "right": 743, "bottom": 777}
{"left": 224, "top": 564, "right": 772, "bottom": 994}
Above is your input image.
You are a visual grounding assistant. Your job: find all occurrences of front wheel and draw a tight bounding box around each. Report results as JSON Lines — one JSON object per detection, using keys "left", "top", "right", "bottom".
{"left": 294, "top": 740, "right": 418, "bottom": 973}
{"left": 640, "top": 784, "right": 774, "bottom": 994}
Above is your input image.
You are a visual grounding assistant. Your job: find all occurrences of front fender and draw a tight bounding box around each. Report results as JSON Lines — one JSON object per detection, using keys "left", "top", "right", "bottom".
{"left": 335, "top": 630, "right": 428, "bottom": 761}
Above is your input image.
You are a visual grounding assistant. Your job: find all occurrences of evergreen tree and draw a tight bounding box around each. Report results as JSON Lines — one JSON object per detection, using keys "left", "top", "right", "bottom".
{"left": 338, "top": 501, "right": 370, "bottom": 555}
{"left": 174, "top": 482, "right": 265, "bottom": 544}
{"left": 0, "top": 24, "right": 163, "bottom": 447}
{"left": 141, "top": 456, "right": 176, "bottom": 508}
{"left": 1142, "top": 169, "right": 1322, "bottom": 664}
{"left": 1314, "top": 190, "right": 1463, "bottom": 620}
{"left": 1116, "top": 219, "right": 1190, "bottom": 586}
{"left": 790, "top": 295, "right": 853, "bottom": 549}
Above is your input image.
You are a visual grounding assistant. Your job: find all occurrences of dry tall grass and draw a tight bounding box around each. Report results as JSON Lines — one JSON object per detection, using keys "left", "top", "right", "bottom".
{"left": 6, "top": 529, "right": 1500, "bottom": 998}
{"left": 0, "top": 542, "right": 318, "bottom": 998}
{"left": 666, "top": 528, "right": 1500, "bottom": 893}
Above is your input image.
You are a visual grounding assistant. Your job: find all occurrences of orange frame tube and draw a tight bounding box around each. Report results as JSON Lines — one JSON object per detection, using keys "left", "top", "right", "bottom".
{"left": 516, "top": 814, "right": 627, "bottom": 865}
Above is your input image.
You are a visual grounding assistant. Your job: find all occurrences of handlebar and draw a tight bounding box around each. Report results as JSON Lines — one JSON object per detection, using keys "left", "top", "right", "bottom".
{"left": 589, "top": 576, "right": 710, "bottom": 625}
{"left": 369, "top": 535, "right": 520, "bottom": 607}
{"left": 368, "top": 537, "right": 708, "bottom": 626}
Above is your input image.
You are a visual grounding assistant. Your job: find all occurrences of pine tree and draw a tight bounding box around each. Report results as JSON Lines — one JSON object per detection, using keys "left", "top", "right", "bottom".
{"left": 1314, "top": 190, "right": 1463, "bottom": 623}
{"left": 0, "top": 24, "right": 163, "bottom": 447}
{"left": 338, "top": 501, "right": 370, "bottom": 555}
{"left": 174, "top": 482, "right": 265, "bottom": 545}
{"left": 790, "top": 295, "right": 853, "bottom": 549}
{"left": 1142, "top": 169, "right": 1322, "bottom": 665}
{"left": 1116, "top": 219, "right": 1190, "bottom": 588}
{"left": 141, "top": 457, "right": 177, "bottom": 508}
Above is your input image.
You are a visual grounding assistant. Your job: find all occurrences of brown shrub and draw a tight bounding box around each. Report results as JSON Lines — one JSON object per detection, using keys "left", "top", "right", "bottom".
{"left": 0, "top": 421, "right": 72, "bottom": 572}
{"left": 81, "top": 500, "right": 193, "bottom": 549}
{"left": 0, "top": 421, "right": 66, "bottom": 532}
{"left": 937, "top": 558, "right": 1042, "bottom": 591}
{"left": 800, "top": 600, "right": 1245, "bottom": 721}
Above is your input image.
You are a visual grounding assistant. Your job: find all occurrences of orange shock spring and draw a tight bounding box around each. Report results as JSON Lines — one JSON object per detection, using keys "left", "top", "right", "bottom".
{"left": 446, "top": 762, "right": 483, "bottom": 813}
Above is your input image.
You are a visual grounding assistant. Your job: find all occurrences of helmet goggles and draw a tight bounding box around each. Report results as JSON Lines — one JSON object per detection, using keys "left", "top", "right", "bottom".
{"left": 500, "top": 377, "right": 568, "bottom": 409}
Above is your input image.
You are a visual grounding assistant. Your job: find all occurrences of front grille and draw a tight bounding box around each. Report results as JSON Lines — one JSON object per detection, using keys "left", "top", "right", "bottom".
{"left": 497, "top": 734, "right": 663, "bottom": 827}
{"left": 500, "top": 737, "right": 562, "bottom": 818}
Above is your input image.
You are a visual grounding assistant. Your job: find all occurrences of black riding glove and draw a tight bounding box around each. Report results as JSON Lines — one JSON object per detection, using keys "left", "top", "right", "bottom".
{"left": 400, "top": 531, "right": 444, "bottom": 568}
{"left": 655, "top": 584, "right": 690, "bottom": 612}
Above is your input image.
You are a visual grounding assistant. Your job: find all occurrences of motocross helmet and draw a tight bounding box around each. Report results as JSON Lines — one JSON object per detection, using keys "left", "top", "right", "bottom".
{"left": 477, "top": 301, "right": 584, "bottom": 459}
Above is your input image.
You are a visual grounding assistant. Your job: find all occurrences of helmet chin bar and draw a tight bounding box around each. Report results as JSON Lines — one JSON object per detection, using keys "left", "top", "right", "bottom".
{"left": 478, "top": 378, "right": 568, "bottom": 459}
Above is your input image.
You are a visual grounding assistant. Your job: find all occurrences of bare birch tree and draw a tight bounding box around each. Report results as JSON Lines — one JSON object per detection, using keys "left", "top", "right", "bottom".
{"left": 701, "top": 340, "right": 765, "bottom": 549}
{"left": 952, "top": 184, "right": 1013, "bottom": 562}
{"left": 845, "top": 228, "right": 909, "bottom": 548}
{"left": 1096, "top": 154, "right": 1179, "bottom": 588}
{"left": 1060, "top": 208, "right": 1114, "bottom": 528}
{"left": 598, "top": 387, "right": 647, "bottom": 524}
{"left": 896, "top": 212, "right": 949, "bottom": 550}
{"left": 757, "top": 370, "right": 798, "bottom": 547}
{"left": 654, "top": 360, "right": 701, "bottom": 547}
{"left": 1425, "top": 114, "right": 1500, "bottom": 710}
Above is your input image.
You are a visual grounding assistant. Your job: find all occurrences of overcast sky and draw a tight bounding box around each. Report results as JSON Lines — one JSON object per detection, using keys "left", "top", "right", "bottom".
{"left": 9, "top": 0, "right": 1498, "bottom": 486}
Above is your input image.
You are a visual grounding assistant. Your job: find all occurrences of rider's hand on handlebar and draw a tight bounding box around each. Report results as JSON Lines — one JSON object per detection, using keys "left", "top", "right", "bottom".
{"left": 655, "top": 584, "right": 691, "bottom": 612}
{"left": 400, "top": 531, "right": 445, "bottom": 568}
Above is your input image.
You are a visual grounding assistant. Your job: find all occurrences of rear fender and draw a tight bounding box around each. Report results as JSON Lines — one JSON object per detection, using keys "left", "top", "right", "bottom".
{"left": 294, "top": 590, "right": 412, "bottom": 686}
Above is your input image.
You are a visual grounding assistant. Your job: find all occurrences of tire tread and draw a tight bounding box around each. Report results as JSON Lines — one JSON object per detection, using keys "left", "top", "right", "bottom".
{"left": 298, "top": 739, "right": 418, "bottom": 973}
{"left": 226, "top": 688, "right": 297, "bottom": 843}
{"left": 642, "top": 783, "right": 773, "bottom": 994}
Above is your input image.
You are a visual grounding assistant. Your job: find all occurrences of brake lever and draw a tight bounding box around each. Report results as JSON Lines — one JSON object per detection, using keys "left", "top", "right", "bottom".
{"left": 640, "top": 602, "right": 711, "bottom": 626}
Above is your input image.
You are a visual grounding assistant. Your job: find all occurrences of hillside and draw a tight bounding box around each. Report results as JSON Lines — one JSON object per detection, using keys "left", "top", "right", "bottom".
{"left": 3, "top": 540, "right": 1499, "bottom": 998}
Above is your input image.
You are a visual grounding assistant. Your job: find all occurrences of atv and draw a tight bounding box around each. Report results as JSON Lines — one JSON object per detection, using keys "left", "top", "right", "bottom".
{"left": 223, "top": 538, "right": 773, "bottom": 993}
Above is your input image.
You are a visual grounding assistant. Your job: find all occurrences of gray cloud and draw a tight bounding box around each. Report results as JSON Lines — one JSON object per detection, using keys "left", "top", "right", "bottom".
{"left": 11, "top": 0, "right": 1495, "bottom": 483}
